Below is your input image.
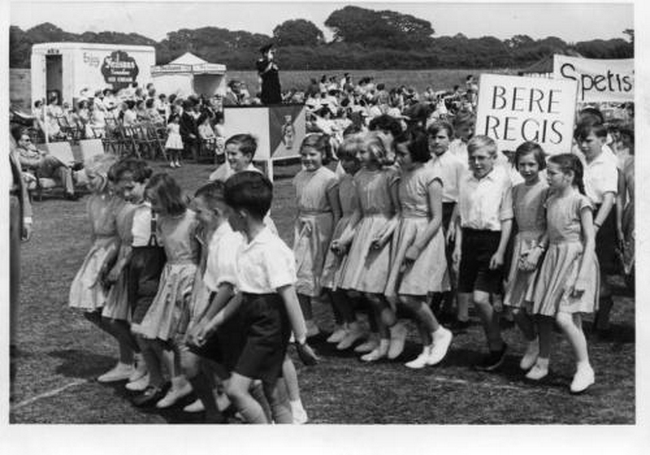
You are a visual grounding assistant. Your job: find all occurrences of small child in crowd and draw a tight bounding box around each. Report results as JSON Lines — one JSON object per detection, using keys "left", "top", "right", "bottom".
{"left": 165, "top": 114, "right": 184, "bottom": 168}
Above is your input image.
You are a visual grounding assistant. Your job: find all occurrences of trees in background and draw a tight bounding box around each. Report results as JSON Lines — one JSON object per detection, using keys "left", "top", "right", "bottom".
{"left": 325, "top": 6, "right": 434, "bottom": 49}
{"left": 274, "top": 19, "right": 325, "bottom": 47}
{"left": 9, "top": 6, "right": 634, "bottom": 70}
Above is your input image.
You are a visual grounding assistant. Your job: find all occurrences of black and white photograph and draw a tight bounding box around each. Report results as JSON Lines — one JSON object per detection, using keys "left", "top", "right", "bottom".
{"left": 2, "top": 0, "right": 648, "bottom": 452}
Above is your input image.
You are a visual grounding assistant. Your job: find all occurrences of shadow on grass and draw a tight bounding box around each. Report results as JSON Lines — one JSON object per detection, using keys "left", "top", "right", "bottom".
{"left": 99, "top": 382, "right": 206, "bottom": 424}
{"left": 49, "top": 349, "right": 115, "bottom": 379}
{"left": 104, "top": 380, "right": 241, "bottom": 424}
{"left": 585, "top": 321, "right": 636, "bottom": 344}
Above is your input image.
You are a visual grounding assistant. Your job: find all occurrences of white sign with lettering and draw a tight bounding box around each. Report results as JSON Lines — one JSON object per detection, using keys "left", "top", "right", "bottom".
{"left": 475, "top": 74, "right": 578, "bottom": 155}
{"left": 553, "top": 55, "right": 634, "bottom": 103}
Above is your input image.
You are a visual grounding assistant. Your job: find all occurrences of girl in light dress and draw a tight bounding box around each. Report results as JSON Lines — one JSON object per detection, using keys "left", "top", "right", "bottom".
{"left": 502, "top": 142, "right": 549, "bottom": 373}
{"left": 131, "top": 173, "right": 200, "bottom": 408}
{"left": 165, "top": 114, "right": 184, "bottom": 168}
{"left": 385, "top": 129, "right": 453, "bottom": 369}
{"left": 96, "top": 159, "right": 153, "bottom": 385}
{"left": 69, "top": 155, "right": 132, "bottom": 379}
{"left": 527, "top": 154, "right": 599, "bottom": 393}
{"left": 321, "top": 135, "right": 370, "bottom": 350}
{"left": 292, "top": 133, "right": 340, "bottom": 337}
{"left": 333, "top": 131, "right": 407, "bottom": 362}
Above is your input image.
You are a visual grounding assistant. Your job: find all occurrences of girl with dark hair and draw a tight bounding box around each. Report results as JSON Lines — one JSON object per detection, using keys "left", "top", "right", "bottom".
{"left": 385, "top": 129, "right": 453, "bottom": 368}
{"left": 132, "top": 173, "right": 200, "bottom": 408}
{"left": 502, "top": 142, "right": 549, "bottom": 374}
{"left": 528, "top": 153, "right": 598, "bottom": 393}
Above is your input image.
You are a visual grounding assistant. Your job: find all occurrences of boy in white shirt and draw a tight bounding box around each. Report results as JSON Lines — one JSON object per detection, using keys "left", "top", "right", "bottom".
{"left": 211, "top": 171, "right": 317, "bottom": 424}
{"left": 453, "top": 136, "right": 513, "bottom": 371}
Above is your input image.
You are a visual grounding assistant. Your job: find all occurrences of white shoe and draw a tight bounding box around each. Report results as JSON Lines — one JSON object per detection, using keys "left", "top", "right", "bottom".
{"left": 570, "top": 364, "right": 595, "bottom": 393}
{"left": 170, "top": 162, "right": 176, "bottom": 168}
{"left": 360, "top": 343, "right": 388, "bottom": 362}
{"left": 306, "top": 320, "right": 321, "bottom": 339}
{"left": 291, "top": 403, "right": 309, "bottom": 424}
{"left": 183, "top": 399, "right": 205, "bottom": 413}
{"left": 354, "top": 334, "right": 379, "bottom": 353}
{"left": 405, "top": 346, "right": 432, "bottom": 369}
{"left": 129, "top": 355, "right": 148, "bottom": 383}
{"left": 387, "top": 323, "right": 408, "bottom": 359}
{"left": 519, "top": 338, "right": 539, "bottom": 370}
{"left": 125, "top": 373, "right": 150, "bottom": 391}
{"left": 156, "top": 379, "right": 193, "bottom": 409}
{"left": 337, "top": 325, "right": 367, "bottom": 350}
{"left": 428, "top": 327, "right": 453, "bottom": 366}
{"left": 525, "top": 360, "right": 549, "bottom": 381}
{"left": 176, "top": 161, "right": 182, "bottom": 168}
{"left": 98, "top": 363, "right": 134, "bottom": 383}
{"left": 326, "top": 326, "right": 348, "bottom": 344}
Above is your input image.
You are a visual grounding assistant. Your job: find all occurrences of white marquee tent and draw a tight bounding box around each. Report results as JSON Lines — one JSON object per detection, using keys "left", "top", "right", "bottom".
{"left": 151, "top": 52, "right": 227, "bottom": 98}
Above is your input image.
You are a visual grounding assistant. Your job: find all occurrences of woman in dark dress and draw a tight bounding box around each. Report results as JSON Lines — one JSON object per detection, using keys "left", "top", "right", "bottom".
{"left": 256, "top": 43, "right": 282, "bottom": 105}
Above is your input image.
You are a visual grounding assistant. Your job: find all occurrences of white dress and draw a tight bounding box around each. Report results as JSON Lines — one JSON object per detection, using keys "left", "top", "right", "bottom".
{"left": 165, "top": 123, "right": 183, "bottom": 150}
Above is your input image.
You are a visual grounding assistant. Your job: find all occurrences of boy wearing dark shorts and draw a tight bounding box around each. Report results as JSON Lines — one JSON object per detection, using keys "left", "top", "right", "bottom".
{"left": 453, "top": 136, "right": 513, "bottom": 371}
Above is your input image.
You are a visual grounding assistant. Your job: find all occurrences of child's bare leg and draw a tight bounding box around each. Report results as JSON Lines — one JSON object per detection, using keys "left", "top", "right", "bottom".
{"left": 456, "top": 292, "right": 471, "bottom": 322}
{"left": 139, "top": 336, "right": 164, "bottom": 387}
{"left": 226, "top": 373, "right": 268, "bottom": 424}
{"left": 556, "top": 312, "right": 589, "bottom": 364}
{"left": 183, "top": 352, "right": 222, "bottom": 421}
{"left": 263, "top": 378, "right": 292, "bottom": 424}
{"left": 104, "top": 318, "right": 140, "bottom": 363}
{"left": 283, "top": 355, "right": 308, "bottom": 423}
{"left": 473, "top": 290, "right": 504, "bottom": 351}
{"left": 512, "top": 308, "right": 536, "bottom": 341}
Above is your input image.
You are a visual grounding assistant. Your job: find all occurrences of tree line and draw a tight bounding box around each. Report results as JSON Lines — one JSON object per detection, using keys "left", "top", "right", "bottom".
{"left": 9, "top": 5, "right": 633, "bottom": 70}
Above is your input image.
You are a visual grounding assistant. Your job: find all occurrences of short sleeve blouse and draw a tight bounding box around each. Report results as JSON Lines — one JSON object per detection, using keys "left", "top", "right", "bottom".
{"left": 399, "top": 164, "right": 442, "bottom": 218}
{"left": 545, "top": 190, "right": 593, "bottom": 244}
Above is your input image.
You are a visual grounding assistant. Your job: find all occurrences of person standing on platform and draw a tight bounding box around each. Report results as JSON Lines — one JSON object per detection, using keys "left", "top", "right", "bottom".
{"left": 257, "top": 43, "right": 282, "bottom": 105}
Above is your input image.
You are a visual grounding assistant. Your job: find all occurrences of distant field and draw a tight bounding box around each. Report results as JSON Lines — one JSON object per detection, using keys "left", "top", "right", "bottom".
{"left": 10, "top": 67, "right": 518, "bottom": 110}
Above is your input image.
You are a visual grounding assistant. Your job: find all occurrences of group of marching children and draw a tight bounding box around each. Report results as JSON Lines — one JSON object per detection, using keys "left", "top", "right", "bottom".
{"left": 293, "top": 109, "right": 625, "bottom": 395}
{"left": 67, "top": 106, "right": 628, "bottom": 424}
{"left": 69, "top": 140, "right": 318, "bottom": 424}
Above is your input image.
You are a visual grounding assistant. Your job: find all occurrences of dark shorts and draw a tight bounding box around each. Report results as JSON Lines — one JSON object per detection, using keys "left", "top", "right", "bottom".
{"left": 187, "top": 298, "right": 246, "bottom": 367}
{"left": 595, "top": 206, "right": 617, "bottom": 275}
{"left": 232, "top": 293, "right": 290, "bottom": 384}
{"left": 458, "top": 228, "right": 504, "bottom": 295}
{"left": 188, "top": 330, "right": 225, "bottom": 364}
{"left": 128, "top": 246, "right": 166, "bottom": 324}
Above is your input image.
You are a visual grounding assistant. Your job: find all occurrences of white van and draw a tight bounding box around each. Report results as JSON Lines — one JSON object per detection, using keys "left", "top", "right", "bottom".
{"left": 31, "top": 42, "right": 156, "bottom": 107}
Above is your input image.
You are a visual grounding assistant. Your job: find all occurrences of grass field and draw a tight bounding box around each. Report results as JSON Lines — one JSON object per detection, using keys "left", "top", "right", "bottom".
{"left": 9, "top": 160, "right": 635, "bottom": 425}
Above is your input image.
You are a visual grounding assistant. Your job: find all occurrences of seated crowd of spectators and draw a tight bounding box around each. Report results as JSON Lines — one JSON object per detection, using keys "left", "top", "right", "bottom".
{"left": 18, "top": 72, "right": 633, "bottom": 202}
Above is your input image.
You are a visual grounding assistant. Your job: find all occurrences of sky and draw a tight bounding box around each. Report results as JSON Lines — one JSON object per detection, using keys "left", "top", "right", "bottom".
{"left": 10, "top": 1, "right": 634, "bottom": 44}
